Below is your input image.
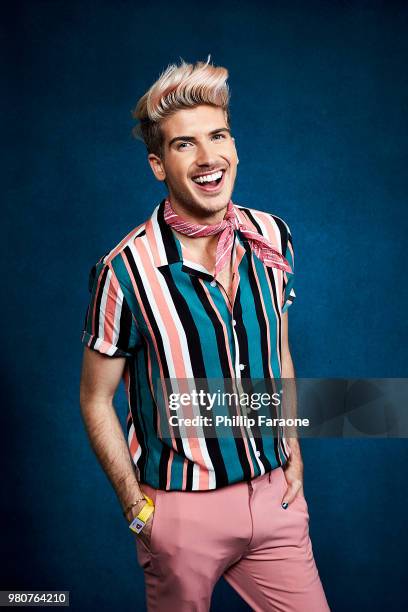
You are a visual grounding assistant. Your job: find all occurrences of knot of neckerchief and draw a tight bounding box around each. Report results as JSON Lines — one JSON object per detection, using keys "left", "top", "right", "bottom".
{"left": 163, "top": 198, "right": 292, "bottom": 278}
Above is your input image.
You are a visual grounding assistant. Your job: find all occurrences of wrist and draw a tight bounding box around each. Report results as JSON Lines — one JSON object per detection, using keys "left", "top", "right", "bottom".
{"left": 128, "top": 496, "right": 155, "bottom": 534}
{"left": 124, "top": 499, "right": 147, "bottom": 523}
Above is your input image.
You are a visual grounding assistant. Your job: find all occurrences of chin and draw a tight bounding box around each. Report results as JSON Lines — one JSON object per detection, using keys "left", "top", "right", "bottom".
{"left": 193, "top": 198, "right": 230, "bottom": 216}
{"left": 192, "top": 187, "right": 232, "bottom": 208}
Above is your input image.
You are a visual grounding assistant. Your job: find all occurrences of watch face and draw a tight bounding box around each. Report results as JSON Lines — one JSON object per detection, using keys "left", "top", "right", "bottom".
{"left": 129, "top": 517, "right": 146, "bottom": 534}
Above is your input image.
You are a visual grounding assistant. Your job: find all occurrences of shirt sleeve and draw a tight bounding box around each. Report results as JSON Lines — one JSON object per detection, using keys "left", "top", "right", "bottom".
{"left": 81, "top": 258, "right": 141, "bottom": 357}
{"left": 282, "top": 225, "right": 296, "bottom": 313}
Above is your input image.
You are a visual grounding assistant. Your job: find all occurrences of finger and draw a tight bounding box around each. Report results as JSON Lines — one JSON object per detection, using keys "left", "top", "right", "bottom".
{"left": 281, "top": 483, "right": 302, "bottom": 509}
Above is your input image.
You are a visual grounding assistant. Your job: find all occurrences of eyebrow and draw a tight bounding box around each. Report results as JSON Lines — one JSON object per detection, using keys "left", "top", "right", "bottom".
{"left": 168, "top": 128, "right": 231, "bottom": 148}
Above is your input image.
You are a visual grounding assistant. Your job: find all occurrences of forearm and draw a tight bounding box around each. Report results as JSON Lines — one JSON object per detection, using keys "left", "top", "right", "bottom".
{"left": 80, "top": 398, "right": 142, "bottom": 511}
{"left": 281, "top": 349, "right": 302, "bottom": 465}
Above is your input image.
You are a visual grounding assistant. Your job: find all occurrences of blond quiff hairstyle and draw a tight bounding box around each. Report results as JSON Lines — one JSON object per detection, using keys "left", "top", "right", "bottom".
{"left": 132, "top": 57, "right": 230, "bottom": 157}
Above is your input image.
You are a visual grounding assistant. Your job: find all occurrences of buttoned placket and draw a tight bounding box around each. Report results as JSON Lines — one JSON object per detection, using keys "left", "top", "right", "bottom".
{"left": 178, "top": 232, "right": 247, "bottom": 380}
{"left": 176, "top": 230, "right": 265, "bottom": 471}
{"left": 207, "top": 237, "right": 265, "bottom": 473}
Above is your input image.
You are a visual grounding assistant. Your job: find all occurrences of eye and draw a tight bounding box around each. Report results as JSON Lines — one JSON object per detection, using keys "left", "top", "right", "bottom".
{"left": 177, "top": 142, "right": 193, "bottom": 150}
{"left": 212, "top": 133, "right": 226, "bottom": 141}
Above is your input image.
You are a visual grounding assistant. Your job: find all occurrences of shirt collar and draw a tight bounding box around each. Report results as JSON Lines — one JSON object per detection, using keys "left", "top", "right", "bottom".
{"left": 145, "top": 200, "right": 182, "bottom": 268}
{"left": 144, "top": 199, "right": 250, "bottom": 272}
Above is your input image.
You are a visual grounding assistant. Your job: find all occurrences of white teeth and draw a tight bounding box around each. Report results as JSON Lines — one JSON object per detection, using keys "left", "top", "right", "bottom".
{"left": 193, "top": 170, "right": 223, "bottom": 184}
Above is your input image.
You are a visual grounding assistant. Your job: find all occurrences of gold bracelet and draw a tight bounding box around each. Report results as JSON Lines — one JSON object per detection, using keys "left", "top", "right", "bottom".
{"left": 123, "top": 497, "right": 145, "bottom": 517}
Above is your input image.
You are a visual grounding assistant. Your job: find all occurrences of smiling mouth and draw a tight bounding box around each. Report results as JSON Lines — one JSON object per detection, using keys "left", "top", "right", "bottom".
{"left": 191, "top": 169, "right": 226, "bottom": 192}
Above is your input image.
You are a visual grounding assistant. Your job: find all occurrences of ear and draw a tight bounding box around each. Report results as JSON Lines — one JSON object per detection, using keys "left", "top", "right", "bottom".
{"left": 148, "top": 153, "right": 166, "bottom": 182}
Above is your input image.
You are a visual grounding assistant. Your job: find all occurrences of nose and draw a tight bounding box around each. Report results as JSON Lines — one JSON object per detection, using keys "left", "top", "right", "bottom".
{"left": 194, "top": 140, "right": 217, "bottom": 167}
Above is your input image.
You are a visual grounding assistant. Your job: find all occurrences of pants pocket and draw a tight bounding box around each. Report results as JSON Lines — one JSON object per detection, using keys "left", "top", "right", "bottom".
{"left": 135, "top": 487, "right": 163, "bottom": 574}
{"left": 147, "top": 488, "right": 161, "bottom": 555}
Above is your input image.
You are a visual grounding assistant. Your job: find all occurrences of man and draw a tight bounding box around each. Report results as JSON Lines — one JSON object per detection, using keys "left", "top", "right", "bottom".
{"left": 79, "top": 58, "right": 330, "bottom": 611}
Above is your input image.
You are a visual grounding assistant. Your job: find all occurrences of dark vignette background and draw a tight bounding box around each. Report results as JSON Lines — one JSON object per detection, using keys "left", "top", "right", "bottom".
{"left": 2, "top": 1, "right": 408, "bottom": 610}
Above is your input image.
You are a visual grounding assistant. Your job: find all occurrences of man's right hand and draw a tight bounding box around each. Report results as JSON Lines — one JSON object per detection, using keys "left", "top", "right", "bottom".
{"left": 126, "top": 500, "right": 155, "bottom": 552}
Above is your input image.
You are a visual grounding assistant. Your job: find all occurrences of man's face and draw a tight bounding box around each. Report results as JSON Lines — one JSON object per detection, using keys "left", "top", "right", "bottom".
{"left": 148, "top": 104, "right": 239, "bottom": 221}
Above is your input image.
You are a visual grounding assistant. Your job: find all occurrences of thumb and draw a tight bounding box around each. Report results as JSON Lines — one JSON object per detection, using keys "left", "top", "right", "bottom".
{"left": 281, "top": 483, "right": 301, "bottom": 509}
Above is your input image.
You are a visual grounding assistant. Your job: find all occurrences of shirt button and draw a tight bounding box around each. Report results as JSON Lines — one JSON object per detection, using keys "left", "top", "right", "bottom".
{"left": 255, "top": 450, "right": 261, "bottom": 458}
{"left": 239, "top": 363, "right": 245, "bottom": 371}
{"left": 210, "top": 280, "right": 217, "bottom": 287}
{"left": 232, "top": 319, "right": 237, "bottom": 326}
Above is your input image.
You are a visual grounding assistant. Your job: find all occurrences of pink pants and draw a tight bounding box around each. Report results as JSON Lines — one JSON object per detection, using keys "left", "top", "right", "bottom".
{"left": 135, "top": 467, "right": 330, "bottom": 612}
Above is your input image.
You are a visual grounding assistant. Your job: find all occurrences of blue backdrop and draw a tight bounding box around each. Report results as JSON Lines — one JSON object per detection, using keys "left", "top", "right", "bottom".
{"left": 3, "top": 1, "right": 407, "bottom": 610}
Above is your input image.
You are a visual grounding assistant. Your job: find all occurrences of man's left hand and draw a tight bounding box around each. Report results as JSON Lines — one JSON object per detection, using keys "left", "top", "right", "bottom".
{"left": 281, "top": 457, "right": 304, "bottom": 509}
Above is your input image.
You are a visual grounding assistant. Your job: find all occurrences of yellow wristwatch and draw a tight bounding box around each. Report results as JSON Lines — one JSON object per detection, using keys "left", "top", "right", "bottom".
{"left": 128, "top": 494, "right": 155, "bottom": 534}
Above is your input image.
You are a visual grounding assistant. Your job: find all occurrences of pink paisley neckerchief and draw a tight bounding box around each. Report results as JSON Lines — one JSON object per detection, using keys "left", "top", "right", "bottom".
{"left": 163, "top": 198, "right": 292, "bottom": 278}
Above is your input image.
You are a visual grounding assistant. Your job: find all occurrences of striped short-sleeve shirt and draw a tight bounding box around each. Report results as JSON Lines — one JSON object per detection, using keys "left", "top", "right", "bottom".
{"left": 81, "top": 200, "right": 296, "bottom": 491}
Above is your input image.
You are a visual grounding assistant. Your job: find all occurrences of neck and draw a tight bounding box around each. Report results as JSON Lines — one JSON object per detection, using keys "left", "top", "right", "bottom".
{"left": 174, "top": 229, "right": 219, "bottom": 253}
